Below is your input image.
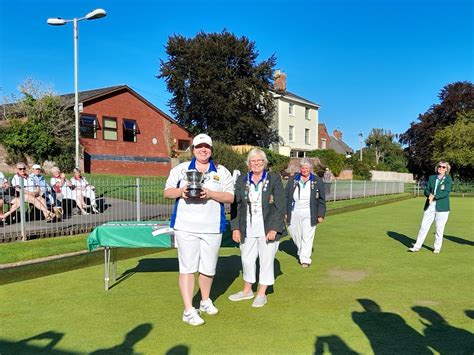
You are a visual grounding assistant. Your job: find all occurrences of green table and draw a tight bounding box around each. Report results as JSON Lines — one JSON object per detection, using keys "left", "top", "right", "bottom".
{"left": 88, "top": 220, "right": 236, "bottom": 290}
{"left": 88, "top": 221, "right": 174, "bottom": 290}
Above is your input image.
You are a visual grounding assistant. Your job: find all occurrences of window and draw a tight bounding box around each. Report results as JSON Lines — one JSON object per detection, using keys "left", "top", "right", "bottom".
{"left": 305, "top": 129, "right": 310, "bottom": 144}
{"left": 178, "top": 139, "right": 191, "bottom": 150}
{"left": 80, "top": 115, "right": 98, "bottom": 139}
{"left": 305, "top": 108, "right": 310, "bottom": 120}
{"left": 123, "top": 119, "right": 140, "bottom": 142}
{"left": 289, "top": 125, "right": 295, "bottom": 142}
{"left": 321, "top": 138, "right": 327, "bottom": 149}
{"left": 289, "top": 103, "right": 295, "bottom": 115}
{"left": 103, "top": 117, "right": 118, "bottom": 141}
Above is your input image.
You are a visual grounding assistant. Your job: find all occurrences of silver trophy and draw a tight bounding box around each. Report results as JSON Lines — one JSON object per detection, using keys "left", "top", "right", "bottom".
{"left": 184, "top": 170, "right": 207, "bottom": 198}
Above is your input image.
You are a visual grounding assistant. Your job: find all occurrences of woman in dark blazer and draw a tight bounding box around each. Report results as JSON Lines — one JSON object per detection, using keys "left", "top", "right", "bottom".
{"left": 286, "top": 158, "right": 326, "bottom": 267}
{"left": 409, "top": 160, "right": 453, "bottom": 253}
{"left": 229, "top": 148, "right": 286, "bottom": 307}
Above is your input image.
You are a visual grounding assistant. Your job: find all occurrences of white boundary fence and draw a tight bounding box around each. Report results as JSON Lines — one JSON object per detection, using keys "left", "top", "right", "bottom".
{"left": 1, "top": 178, "right": 413, "bottom": 242}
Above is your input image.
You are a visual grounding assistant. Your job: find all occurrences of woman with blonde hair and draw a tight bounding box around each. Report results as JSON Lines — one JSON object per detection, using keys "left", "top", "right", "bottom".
{"left": 230, "top": 148, "right": 286, "bottom": 307}
{"left": 409, "top": 160, "right": 453, "bottom": 254}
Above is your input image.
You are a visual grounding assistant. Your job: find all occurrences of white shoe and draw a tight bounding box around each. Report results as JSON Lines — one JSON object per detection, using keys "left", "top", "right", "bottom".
{"left": 228, "top": 291, "right": 254, "bottom": 302}
{"left": 433, "top": 249, "right": 441, "bottom": 254}
{"left": 199, "top": 299, "right": 219, "bottom": 315}
{"left": 408, "top": 246, "right": 420, "bottom": 252}
{"left": 251, "top": 295, "right": 267, "bottom": 308}
{"left": 182, "top": 308, "right": 205, "bottom": 326}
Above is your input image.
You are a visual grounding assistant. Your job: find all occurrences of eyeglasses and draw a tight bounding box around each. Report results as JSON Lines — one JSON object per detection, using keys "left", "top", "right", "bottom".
{"left": 17, "top": 168, "right": 26, "bottom": 170}
{"left": 249, "top": 159, "right": 264, "bottom": 164}
{"left": 438, "top": 165, "right": 447, "bottom": 169}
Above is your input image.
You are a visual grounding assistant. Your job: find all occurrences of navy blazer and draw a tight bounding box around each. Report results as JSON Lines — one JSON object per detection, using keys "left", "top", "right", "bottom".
{"left": 286, "top": 173, "right": 326, "bottom": 227}
{"left": 230, "top": 171, "right": 286, "bottom": 241}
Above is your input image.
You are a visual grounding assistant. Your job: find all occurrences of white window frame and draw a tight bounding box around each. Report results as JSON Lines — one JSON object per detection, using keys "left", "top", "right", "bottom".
{"left": 305, "top": 108, "right": 310, "bottom": 120}
{"left": 321, "top": 138, "right": 327, "bottom": 149}
{"left": 289, "top": 125, "right": 295, "bottom": 142}
{"left": 305, "top": 128, "right": 310, "bottom": 145}
{"left": 288, "top": 103, "right": 295, "bottom": 116}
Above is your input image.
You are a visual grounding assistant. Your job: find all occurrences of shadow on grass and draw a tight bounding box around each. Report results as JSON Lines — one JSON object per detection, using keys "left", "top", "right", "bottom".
{"left": 352, "top": 299, "right": 432, "bottom": 354}
{"left": 279, "top": 238, "right": 298, "bottom": 260}
{"left": 465, "top": 310, "right": 474, "bottom": 319}
{"left": 412, "top": 306, "right": 474, "bottom": 354}
{"left": 386, "top": 231, "right": 434, "bottom": 251}
{"left": 166, "top": 345, "right": 189, "bottom": 354}
{"left": 90, "top": 323, "right": 152, "bottom": 354}
{"left": 314, "top": 335, "right": 359, "bottom": 354}
{"left": 0, "top": 331, "right": 79, "bottom": 354}
{"left": 444, "top": 235, "right": 474, "bottom": 246}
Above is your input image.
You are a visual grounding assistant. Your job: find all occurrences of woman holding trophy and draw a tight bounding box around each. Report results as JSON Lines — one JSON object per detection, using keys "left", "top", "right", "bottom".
{"left": 164, "top": 133, "right": 234, "bottom": 326}
{"left": 229, "top": 148, "right": 286, "bottom": 308}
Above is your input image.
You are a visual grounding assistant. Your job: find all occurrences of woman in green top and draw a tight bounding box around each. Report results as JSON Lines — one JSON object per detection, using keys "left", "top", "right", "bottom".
{"left": 409, "top": 160, "right": 453, "bottom": 254}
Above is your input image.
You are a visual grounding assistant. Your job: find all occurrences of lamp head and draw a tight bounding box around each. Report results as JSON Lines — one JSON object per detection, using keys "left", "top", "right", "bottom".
{"left": 85, "top": 8, "right": 107, "bottom": 20}
{"left": 47, "top": 18, "right": 67, "bottom": 26}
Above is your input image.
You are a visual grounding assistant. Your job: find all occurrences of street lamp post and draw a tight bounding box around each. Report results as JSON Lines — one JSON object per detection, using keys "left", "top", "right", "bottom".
{"left": 47, "top": 9, "right": 107, "bottom": 169}
{"left": 359, "top": 131, "right": 363, "bottom": 161}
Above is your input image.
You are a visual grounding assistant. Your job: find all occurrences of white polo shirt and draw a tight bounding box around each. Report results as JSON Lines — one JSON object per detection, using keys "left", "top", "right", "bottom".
{"left": 11, "top": 173, "right": 37, "bottom": 193}
{"left": 165, "top": 158, "right": 234, "bottom": 233}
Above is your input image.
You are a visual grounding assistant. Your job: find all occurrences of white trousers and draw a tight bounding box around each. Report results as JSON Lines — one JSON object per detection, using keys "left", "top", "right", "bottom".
{"left": 413, "top": 202, "right": 449, "bottom": 251}
{"left": 240, "top": 237, "right": 279, "bottom": 286}
{"left": 288, "top": 211, "right": 317, "bottom": 264}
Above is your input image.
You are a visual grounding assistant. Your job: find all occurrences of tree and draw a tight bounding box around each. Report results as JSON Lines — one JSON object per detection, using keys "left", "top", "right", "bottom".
{"left": 432, "top": 111, "right": 474, "bottom": 180}
{"left": 400, "top": 81, "right": 474, "bottom": 177}
{"left": 307, "top": 149, "right": 346, "bottom": 176}
{"left": 365, "top": 128, "right": 399, "bottom": 165}
{"left": 159, "top": 30, "right": 279, "bottom": 146}
{"left": 1, "top": 79, "right": 75, "bottom": 171}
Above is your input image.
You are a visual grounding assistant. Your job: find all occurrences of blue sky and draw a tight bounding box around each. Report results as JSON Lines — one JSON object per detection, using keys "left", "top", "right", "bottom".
{"left": 1, "top": 0, "right": 472, "bottom": 149}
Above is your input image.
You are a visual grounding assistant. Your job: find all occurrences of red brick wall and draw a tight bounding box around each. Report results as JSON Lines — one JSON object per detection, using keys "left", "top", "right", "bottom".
{"left": 80, "top": 90, "right": 192, "bottom": 176}
{"left": 318, "top": 124, "right": 331, "bottom": 149}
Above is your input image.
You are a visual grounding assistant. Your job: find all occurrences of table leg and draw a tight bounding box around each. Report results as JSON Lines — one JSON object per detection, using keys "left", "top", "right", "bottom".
{"left": 104, "top": 247, "right": 110, "bottom": 291}
{"left": 112, "top": 248, "right": 117, "bottom": 283}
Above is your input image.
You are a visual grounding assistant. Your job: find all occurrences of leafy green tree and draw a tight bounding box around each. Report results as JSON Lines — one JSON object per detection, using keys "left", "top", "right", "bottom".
{"left": 211, "top": 141, "right": 247, "bottom": 174}
{"left": 365, "top": 128, "right": 399, "bottom": 165}
{"left": 307, "top": 149, "right": 346, "bottom": 176}
{"left": 432, "top": 111, "right": 474, "bottom": 180}
{"left": 159, "top": 30, "right": 279, "bottom": 146}
{"left": 400, "top": 81, "right": 474, "bottom": 177}
{"left": 1, "top": 80, "right": 75, "bottom": 171}
{"left": 261, "top": 148, "right": 290, "bottom": 173}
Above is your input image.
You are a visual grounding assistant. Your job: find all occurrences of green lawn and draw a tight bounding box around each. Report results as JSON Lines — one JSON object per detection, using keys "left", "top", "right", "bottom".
{"left": 0, "top": 197, "right": 473, "bottom": 354}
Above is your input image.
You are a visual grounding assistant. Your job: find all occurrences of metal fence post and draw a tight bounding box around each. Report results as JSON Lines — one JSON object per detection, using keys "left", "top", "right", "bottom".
{"left": 136, "top": 177, "right": 141, "bottom": 221}
{"left": 350, "top": 180, "right": 353, "bottom": 199}
{"left": 333, "top": 180, "right": 337, "bottom": 202}
{"left": 363, "top": 180, "right": 366, "bottom": 198}
{"left": 19, "top": 178, "right": 26, "bottom": 241}
{"left": 375, "top": 181, "right": 377, "bottom": 196}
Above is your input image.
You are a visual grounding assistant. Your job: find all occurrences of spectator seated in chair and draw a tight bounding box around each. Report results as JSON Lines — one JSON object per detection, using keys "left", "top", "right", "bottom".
{"left": 31, "top": 164, "right": 62, "bottom": 218}
{"left": 70, "top": 168, "right": 99, "bottom": 214}
{"left": 0, "top": 172, "right": 20, "bottom": 223}
{"left": 10, "top": 163, "right": 55, "bottom": 222}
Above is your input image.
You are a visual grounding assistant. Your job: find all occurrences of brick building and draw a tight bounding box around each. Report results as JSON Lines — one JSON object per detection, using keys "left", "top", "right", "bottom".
{"left": 61, "top": 85, "right": 192, "bottom": 176}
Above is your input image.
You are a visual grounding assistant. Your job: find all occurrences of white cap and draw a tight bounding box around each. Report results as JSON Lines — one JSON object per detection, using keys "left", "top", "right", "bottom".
{"left": 32, "top": 164, "right": 42, "bottom": 170}
{"left": 192, "top": 133, "right": 213, "bottom": 147}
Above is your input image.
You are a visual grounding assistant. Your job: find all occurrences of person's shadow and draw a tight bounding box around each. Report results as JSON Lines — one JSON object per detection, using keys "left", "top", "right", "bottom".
{"left": 90, "top": 323, "right": 152, "bottom": 355}
{"left": 279, "top": 238, "right": 298, "bottom": 260}
{"left": 314, "top": 335, "right": 359, "bottom": 354}
{"left": 386, "top": 231, "right": 434, "bottom": 251}
{"left": 412, "top": 306, "right": 474, "bottom": 354}
{"left": 166, "top": 344, "right": 189, "bottom": 355}
{"left": 444, "top": 234, "right": 474, "bottom": 246}
{"left": 192, "top": 254, "right": 243, "bottom": 306}
{"left": 352, "top": 299, "right": 432, "bottom": 354}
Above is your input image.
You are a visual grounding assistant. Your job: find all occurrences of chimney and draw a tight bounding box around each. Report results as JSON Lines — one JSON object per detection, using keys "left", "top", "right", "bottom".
{"left": 333, "top": 129, "right": 343, "bottom": 140}
{"left": 274, "top": 69, "right": 287, "bottom": 92}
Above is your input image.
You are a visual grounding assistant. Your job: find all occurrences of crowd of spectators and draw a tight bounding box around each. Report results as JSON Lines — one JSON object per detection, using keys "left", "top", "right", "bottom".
{"left": 0, "top": 164, "right": 99, "bottom": 224}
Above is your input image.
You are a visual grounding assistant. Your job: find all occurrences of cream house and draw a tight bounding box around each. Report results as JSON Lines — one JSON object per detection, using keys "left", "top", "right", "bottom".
{"left": 270, "top": 70, "right": 321, "bottom": 157}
